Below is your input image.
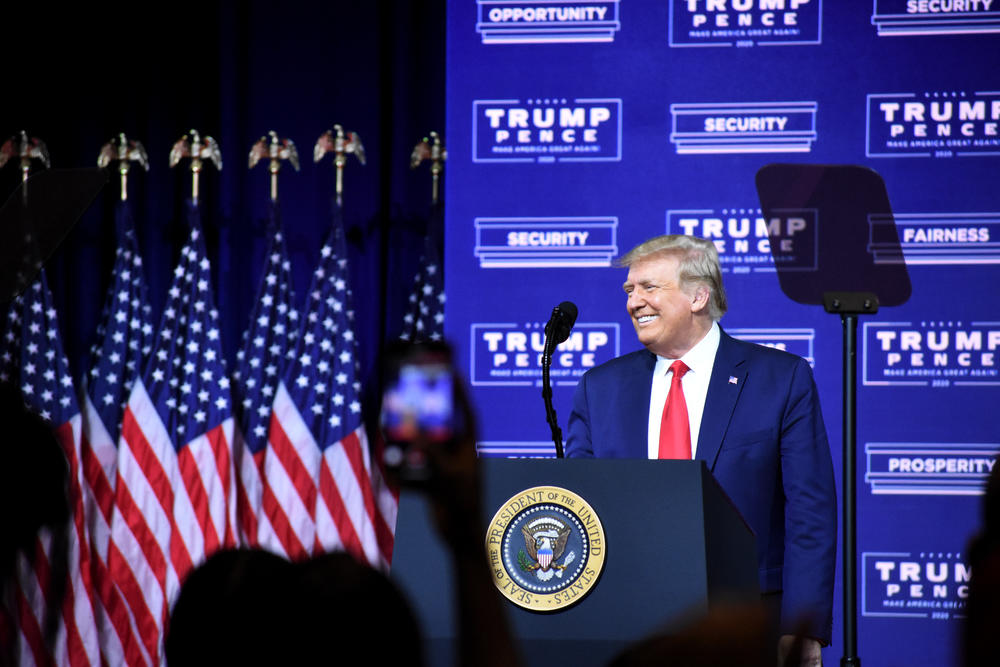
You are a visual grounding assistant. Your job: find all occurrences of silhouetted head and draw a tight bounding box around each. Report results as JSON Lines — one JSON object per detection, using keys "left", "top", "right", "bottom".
{"left": 0, "top": 382, "right": 70, "bottom": 653}
{"left": 292, "top": 551, "right": 425, "bottom": 665}
{"left": 167, "top": 549, "right": 425, "bottom": 666}
{"left": 166, "top": 548, "right": 295, "bottom": 666}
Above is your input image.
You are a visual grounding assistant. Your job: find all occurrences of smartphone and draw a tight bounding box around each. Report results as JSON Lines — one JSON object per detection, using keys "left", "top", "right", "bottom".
{"left": 379, "top": 341, "right": 457, "bottom": 480}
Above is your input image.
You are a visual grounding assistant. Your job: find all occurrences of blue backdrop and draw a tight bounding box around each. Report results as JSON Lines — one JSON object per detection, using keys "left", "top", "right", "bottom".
{"left": 445, "top": 2, "right": 1000, "bottom": 665}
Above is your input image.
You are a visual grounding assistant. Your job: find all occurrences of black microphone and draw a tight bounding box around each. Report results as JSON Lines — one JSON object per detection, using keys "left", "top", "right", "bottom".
{"left": 541, "top": 301, "right": 578, "bottom": 458}
{"left": 544, "top": 301, "right": 578, "bottom": 347}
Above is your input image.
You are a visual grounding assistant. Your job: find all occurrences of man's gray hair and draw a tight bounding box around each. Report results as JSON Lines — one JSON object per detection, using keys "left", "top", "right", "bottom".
{"left": 616, "top": 235, "right": 728, "bottom": 321}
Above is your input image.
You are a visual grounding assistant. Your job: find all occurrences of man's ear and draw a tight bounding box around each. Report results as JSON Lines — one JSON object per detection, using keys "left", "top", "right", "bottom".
{"left": 690, "top": 285, "right": 711, "bottom": 314}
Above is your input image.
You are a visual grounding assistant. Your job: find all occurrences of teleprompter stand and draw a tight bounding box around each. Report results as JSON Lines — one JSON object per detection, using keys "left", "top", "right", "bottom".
{"left": 0, "top": 168, "right": 107, "bottom": 303}
{"left": 756, "top": 164, "right": 912, "bottom": 667}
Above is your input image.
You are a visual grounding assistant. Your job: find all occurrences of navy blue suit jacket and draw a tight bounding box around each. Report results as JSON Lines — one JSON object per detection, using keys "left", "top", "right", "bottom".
{"left": 566, "top": 329, "right": 836, "bottom": 643}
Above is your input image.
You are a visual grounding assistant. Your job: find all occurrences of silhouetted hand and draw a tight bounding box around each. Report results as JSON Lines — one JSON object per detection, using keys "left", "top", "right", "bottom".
{"left": 778, "top": 635, "right": 822, "bottom": 667}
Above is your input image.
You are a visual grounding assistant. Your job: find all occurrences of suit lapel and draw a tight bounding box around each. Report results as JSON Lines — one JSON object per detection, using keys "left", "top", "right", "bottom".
{"left": 695, "top": 330, "right": 747, "bottom": 470}
{"left": 625, "top": 351, "right": 657, "bottom": 457}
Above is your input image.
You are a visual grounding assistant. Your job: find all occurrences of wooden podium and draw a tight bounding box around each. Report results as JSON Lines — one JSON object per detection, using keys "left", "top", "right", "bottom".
{"left": 390, "top": 458, "right": 758, "bottom": 667}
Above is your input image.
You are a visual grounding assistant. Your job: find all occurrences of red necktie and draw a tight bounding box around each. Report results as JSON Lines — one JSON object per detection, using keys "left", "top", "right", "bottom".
{"left": 658, "top": 360, "right": 691, "bottom": 459}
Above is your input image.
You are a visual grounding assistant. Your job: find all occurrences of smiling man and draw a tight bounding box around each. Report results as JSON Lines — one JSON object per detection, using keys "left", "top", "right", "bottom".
{"left": 566, "top": 234, "right": 836, "bottom": 667}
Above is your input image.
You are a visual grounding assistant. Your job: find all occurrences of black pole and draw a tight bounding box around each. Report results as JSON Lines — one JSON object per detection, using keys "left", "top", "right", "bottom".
{"left": 841, "top": 312, "right": 860, "bottom": 667}
{"left": 824, "top": 291, "right": 877, "bottom": 667}
{"left": 541, "top": 335, "right": 564, "bottom": 458}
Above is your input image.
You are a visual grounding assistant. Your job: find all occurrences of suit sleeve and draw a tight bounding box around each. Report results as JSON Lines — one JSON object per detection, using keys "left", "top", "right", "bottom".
{"left": 565, "top": 372, "right": 595, "bottom": 458}
{"left": 778, "top": 358, "right": 837, "bottom": 644}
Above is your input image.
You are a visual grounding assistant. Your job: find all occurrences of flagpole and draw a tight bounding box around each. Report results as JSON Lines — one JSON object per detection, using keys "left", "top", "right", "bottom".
{"left": 249, "top": 131, "right": 300, "bottom": 203}
{"left": 410, "top": 131, "right": 447, "bottom": 207}
{"left": 267, "top": 129, "right": 394, "bottom": 566}
{"left": 85, "top": 155, "right": 155, "bottom": 664}
{"left": 1, "top": 130, "right": 50, "bottom": 205}
{"left": 237, "top": 131, "right": 301, "bottom": 548}
{"left": 314, "top": 124, "right": 366, "bottom": 209}
{"left": 97, "top": 133, "right": 150, "bottom": 202}
{"left": 401, "top": 132, "right": 447, "bottom": 343}
{"left": 169, "top": 129, "right": 222, "bottom": 207}
{"left": 1, "top": 131, "right": 51, "bottom": 294}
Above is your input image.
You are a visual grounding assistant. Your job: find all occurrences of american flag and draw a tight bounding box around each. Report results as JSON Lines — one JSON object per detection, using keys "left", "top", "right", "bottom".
{"left": 378, "top": 207, "right": 449, "bottom": 560}
{"left": 0, "top": 272, "right": 101, "bottom": 666}
{"left": 108, "top": 202, "right": 236, "bottom": 664}
{"left": 79, "top": 201, "right": 154, "bottom": 666}
{"left": 400, "top": 208, "right": 445, "bottom": 343}
{"left": 263, "top": 210, "right": 389, "bottom": 566}
{"left": 231, "top": 202, "right": 299, "bottom": 549}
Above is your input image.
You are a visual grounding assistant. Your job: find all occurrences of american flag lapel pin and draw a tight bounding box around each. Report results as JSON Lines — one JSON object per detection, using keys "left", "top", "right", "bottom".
{"left": 729, "top": 376, "right": 738, "bottom": 385}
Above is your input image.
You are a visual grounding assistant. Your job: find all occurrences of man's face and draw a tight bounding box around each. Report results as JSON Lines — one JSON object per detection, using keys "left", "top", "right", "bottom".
{"left": 623, "top": 253, "right": 703, "bottom": 359}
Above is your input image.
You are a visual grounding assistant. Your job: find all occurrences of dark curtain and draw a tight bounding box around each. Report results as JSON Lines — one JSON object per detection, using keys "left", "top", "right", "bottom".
{"left": 4, "top": 0, "right": 445, "bottom": 422}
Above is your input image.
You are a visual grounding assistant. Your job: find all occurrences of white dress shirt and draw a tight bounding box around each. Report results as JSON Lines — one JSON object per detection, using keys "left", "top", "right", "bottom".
{"left": 646, "top": 321, "right": 720, "bottom": 459}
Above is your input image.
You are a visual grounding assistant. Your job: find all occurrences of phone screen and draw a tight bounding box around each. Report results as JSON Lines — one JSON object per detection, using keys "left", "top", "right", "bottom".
{"left": 381, "top": 361, "right": 454, "bottom": 444}
{"left": 379, "top": 342, "right": 457, "bottom": 478}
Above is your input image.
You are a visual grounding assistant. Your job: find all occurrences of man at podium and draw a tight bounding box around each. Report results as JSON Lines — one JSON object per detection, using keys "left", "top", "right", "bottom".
{"left": 566, "top": 234, "right": 836, "bottom": 666}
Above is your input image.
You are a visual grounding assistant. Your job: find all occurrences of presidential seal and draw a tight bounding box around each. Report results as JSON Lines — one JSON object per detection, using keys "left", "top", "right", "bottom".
{"left": 485, "top": 485, "right": 606, "bottom": 612}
